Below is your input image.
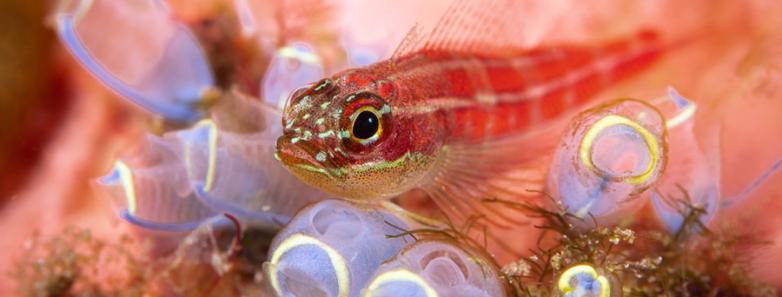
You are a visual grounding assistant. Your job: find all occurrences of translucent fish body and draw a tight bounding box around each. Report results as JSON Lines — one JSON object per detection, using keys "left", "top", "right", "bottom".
{"left": 266, "top": 199, "right": 413, "bottom": 297}
{"left": 364, "top": 240, "right": 506, "bottom": 297}
{"left": 547, "top": 99, "right": 667, "bottom": 222}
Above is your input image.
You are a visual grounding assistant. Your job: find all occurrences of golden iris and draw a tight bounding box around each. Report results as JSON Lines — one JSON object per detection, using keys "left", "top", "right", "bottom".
{"left": 350, "top": 106, "right": 383, "bottom": 144}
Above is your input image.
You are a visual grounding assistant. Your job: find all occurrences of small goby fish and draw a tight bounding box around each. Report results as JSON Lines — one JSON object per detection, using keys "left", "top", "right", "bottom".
{"left": 275, "top": 0, "right": 666, "bottom": 224}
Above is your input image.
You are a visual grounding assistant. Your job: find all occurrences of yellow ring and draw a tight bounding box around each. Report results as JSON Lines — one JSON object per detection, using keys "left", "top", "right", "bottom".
{"left": 184, "top": 119, "right": 219, "bottom": 192}
{"left": 115, "top": 160, "right": 137, "bottom": 215}
{"left": 558, "top": 264, "right": 610, "bottom": 297}
{"left": 579, "top": 115, "right": 660, "bottom": 185}
{"left": 364, "top": 268, "right": 439, "bottom": 297}
{"left": 269, "top": 233, "right": 350, "bottom": 297}
{"left": 349, "top": 106, "right": 383, "bottom": 145}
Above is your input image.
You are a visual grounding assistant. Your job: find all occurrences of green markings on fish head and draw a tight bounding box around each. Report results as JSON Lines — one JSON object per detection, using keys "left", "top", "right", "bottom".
{"left": 276, "top": 74, "right": 446, "bottom": 200}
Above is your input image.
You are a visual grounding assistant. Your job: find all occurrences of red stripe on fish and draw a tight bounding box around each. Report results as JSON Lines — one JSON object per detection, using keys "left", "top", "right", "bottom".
{"left": 389, "top": 31, "right": 662, "bottom": 142}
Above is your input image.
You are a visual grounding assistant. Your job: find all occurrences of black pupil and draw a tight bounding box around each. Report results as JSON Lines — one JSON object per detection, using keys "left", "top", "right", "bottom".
{"left": 353, "top": 111, "right": 379, "bottom": 140}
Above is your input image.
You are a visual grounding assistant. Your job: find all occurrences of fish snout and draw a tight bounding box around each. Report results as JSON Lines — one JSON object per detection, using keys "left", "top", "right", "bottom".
{"left": 276, "top": 136, "right": 321, "bottom": 168}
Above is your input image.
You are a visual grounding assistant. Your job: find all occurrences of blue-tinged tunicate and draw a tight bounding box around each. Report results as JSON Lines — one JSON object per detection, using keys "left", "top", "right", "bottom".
{"left": 266, "top": 200, "right": 414, "bottom": 297}
{"left": 56, "top": 0, "right": 214, "bottom": 122}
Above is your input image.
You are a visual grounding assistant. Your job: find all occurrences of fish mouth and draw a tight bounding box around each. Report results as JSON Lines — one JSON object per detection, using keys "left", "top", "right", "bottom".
{"left": 275, "top": 137, "right": 334, "bottom": 179}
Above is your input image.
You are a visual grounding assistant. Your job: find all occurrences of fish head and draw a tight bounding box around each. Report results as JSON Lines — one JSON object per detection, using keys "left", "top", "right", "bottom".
{"left": 276, "top": 70, "right": 444, "bottom": 201}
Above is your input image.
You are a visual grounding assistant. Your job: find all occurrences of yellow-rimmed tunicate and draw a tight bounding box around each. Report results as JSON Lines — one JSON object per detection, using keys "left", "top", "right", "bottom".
{"left": 362, "top": 240, "right": 506, "bottom": 297}
{"left": 95, "top": 134, "right": 214, "bottom": 232}
{"left": 648, "top": 87, "right": 720, "bottom": 233}
{"left": 557, "top": 264, "right": 613, "bottom": 297}
{"left": 266, "top": 200, "right": 413, "bottom": 297}
{"left": 174, "top": 93, "right": 326, "bottom": 227}
{"left": 547, "top": 99, "right": 666, "bottom": 223}
{"left": 56, "top": 0, "right": 214, "bottom": 122}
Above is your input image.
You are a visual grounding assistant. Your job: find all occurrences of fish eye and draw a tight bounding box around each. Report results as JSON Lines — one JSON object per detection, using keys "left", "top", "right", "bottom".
{"left": 350, "top": 106, "right": 383, "bottom": 144}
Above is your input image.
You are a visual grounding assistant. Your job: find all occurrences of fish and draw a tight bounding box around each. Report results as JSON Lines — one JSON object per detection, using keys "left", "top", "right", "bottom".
{"left": 274, "top": 0, "right": 667, "bottom": 226}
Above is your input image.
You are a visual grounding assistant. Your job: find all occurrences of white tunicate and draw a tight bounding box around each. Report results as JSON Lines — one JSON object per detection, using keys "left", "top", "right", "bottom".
{"left": 56, "top": 0, "right": 214, "bottom": 122}
{"left": 95, "top": 134, "right": 216, "bottom": 232}
{"left": 262, "top": 43, "right": 324, "bottom": 110}
{"left": 547, "top": 99, "right": 666, "bottom": 224}
{"left": 340, "top": 33, "right": 390, "bottom": 67}
{"left": 363, "top": 240, "right": 506, "bottom": 297}
{"left": 175, "top": 94, "right": 327, "bottom": 228}
{"left": 650, "top": 88, "right": 720, "bottom": 233}
{"left": 266, "top": 200, "right": 414, "bottom": 297}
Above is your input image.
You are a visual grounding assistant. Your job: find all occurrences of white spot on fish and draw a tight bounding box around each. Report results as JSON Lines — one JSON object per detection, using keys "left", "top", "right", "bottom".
{"left": 316, "top": 152, "right": 327, "bottom": 162}
{"left": 318, "top": 130, "right": 336, "bottom": 138}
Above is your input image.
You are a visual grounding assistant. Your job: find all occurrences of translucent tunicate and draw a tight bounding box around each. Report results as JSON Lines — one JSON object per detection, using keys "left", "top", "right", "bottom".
{"left": 176, "top": 94, "right": 327, "bottom": 228}
{"left": 363, "top": 240, "right": 506, "bottom": 297}
{"left": 557, "top": 264, "right": 614, "bottom": 297}
{"left": 56, "top": 0, "right": 214, "bottom": 122}
{"left": 547, "top": 99, "right": 667, "bottom": 222}
{"left": 266, "top": 200, "right": 413, "bottom": 297}
{"left": 262, "top": 43, "right": 324, "bottom": 109}
{"left": 96, "top": 135, "right": 216, "bottom": 232}
{"left": 341, "top": 33, "right": 390, "bottom": 67}
{"left": 650, "top": 88, "right": 720, "bottom": 232}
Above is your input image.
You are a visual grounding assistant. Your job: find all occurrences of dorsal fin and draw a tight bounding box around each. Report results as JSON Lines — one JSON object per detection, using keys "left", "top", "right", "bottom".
{"left": 390, "top": 24, "right": 425, "bottom": 61}
{"left": 391, "top": 0, "right": 547, "bottom": 59}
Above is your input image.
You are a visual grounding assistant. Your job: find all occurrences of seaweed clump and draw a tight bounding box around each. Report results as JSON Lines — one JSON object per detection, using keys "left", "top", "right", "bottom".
{"left": 492, "top": 194, "right": 776, "bottom": 297}
{"left": 162, "top": 215, "right": 277, "bottom": 297}
{"left": 10, "top": 227, "right": 151, "bottom": 297}
{"left": 10, "top": 215, "right": 279, "bottom": 297}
